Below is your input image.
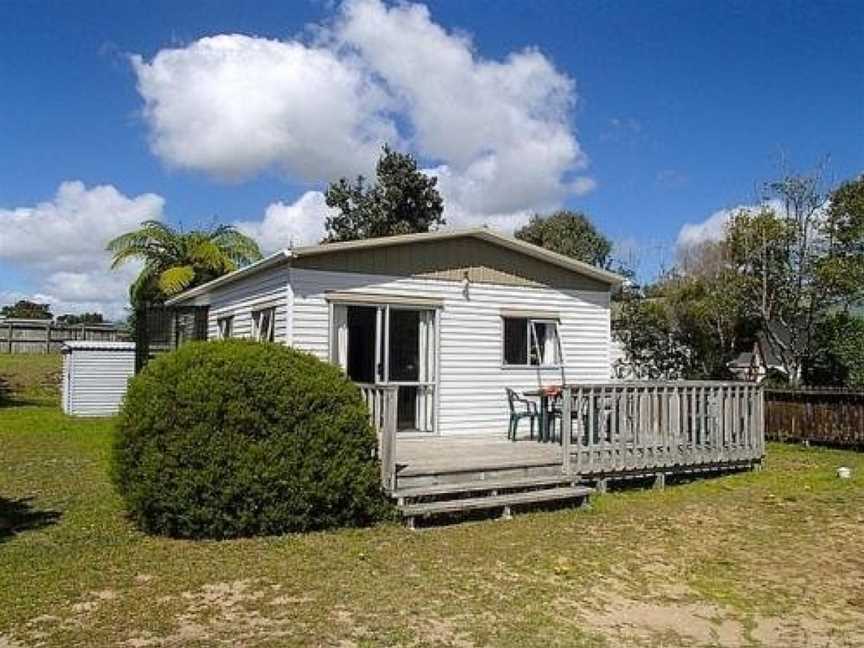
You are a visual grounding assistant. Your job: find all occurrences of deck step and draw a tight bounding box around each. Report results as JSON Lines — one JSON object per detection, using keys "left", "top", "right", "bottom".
{"left": 392, "top": 475, "right": 580, "bottom": 501}
{"left": 399, "top": 485, "right": 593, "bottom": 517}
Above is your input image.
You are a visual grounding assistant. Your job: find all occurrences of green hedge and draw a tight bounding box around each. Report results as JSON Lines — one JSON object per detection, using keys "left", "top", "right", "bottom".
{"left": 112, "top": 339, "right": 390, "bottom": 538}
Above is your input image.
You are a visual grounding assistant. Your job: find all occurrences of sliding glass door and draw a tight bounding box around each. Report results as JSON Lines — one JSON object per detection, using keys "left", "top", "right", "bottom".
{"left": 332, "top": 303, "right": 436, "bottom": 433}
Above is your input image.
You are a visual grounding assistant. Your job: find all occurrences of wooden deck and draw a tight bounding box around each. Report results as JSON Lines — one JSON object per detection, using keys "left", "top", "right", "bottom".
{"left": 396, "top": 436, "right": 561, "bottom": 477}
{"left": 363, "top": 382, "right": 765, "bottom": 524}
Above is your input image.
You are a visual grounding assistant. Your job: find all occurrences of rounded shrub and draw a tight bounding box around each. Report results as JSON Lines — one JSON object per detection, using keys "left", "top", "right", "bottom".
{"left": 112, "top": 339, "right": 390, "bottom": 538}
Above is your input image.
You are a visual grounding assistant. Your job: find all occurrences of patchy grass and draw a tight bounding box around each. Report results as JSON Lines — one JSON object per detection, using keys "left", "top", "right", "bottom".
{"left": 0, "top": 375, "right": 863, "bottom": 645}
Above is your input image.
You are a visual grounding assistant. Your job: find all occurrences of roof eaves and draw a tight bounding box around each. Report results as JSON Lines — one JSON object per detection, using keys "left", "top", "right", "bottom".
{"left": 166, "top": 249, "right": 292, "bottom": 305}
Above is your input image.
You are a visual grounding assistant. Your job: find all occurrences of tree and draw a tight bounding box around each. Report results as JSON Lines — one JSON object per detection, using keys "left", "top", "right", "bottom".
{"left": 107, "top": 221, "right": 262, "bottom": 305}
{"left": 1, "top": 300, "right": 52, "bottom": 320}
{"left": 808, "top": 312, "right": 864, "bottom": 387}
{"left": 56, "top": 312, "right": 105, "bottom": 325}
{"left": 613, "top": 294, "right": 691, "bottom": 379}
{"left": 725, "top": 169, "right": 864, "bottom": 385}
{"left": 515, "top": 210, "right": 612, "bottom": 267}
{"left": 820, "top": 175, "right": 864, "bottom": 307}
{"left": 323, "top": 145, "right": 445, "bottom": 243}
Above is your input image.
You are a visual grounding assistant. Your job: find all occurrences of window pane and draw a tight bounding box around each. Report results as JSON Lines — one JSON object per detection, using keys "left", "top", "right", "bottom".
{"left": 217, "top": 317, "right": 232, "bottom": 339}
{"left": 503, "top": 318, "right": 528, "bottom": 365}
{"left": 389, "top": 309, "right": 420, "bottom": 382}
{"left": 263, "top": 309, "right": 274, "bottom": 341}
{"left": 530, "top": 321, "right": 561, "bottom": 366}
{"left": 253, "top": 308, "right": 275, "bottom": 342}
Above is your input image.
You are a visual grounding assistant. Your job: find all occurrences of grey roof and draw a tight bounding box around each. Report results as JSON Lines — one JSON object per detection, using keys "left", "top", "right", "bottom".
{"left": 756, "top": 325, "right": 789, "bottom": 368}
{"left": 728, "top": 351, "right": 754, "bottom": 368}
{"left": 62, "top": 341, "right": 136, "bottom": 352}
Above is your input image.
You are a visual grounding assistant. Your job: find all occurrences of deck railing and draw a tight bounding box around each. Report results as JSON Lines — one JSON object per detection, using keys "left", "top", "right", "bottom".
{"left": 560, "top": 382, "right": 764, "bottom": 476}
{"left": 356, "top": 383, "right": 398, "bottom": 490}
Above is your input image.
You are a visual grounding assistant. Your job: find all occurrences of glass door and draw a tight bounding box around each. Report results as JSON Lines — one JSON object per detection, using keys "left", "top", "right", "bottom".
{"left": 387, "top": 308, "right": 435, "bottom": 432}
{"left": 333, "top": 303, "right": 436, "bottom": 434}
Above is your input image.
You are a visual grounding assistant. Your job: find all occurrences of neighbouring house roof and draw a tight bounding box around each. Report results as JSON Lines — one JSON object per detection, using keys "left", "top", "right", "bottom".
{"left": 167, "top": 227, "right": 625, "bottom": 305}
{"left": 728, "top": 351, "right": 754, "bottom": 369}
{"left": 756, "top": 322, "right": 792, "bottom": 370}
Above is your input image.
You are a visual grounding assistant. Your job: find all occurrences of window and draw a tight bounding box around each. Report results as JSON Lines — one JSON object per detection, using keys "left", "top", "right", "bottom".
{"left": 216, "top": 316, "right": 233, "bottom": 340}
{"left": 252, "top": 307, "right": 275, "bottom": 342}
{"left": 502, "top": 317, "right": 562, "bottom": 367}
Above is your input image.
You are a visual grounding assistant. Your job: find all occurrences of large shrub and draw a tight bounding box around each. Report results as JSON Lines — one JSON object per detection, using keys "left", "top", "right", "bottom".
{"left": 112, "top": 339, "right": 389, "bottom": 538}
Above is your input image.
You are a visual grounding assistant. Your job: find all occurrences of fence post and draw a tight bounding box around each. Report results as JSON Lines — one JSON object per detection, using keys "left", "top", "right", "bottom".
{"left": 380, "top": 386, "right": 398, "bottom": 492}
{"left": 6, "top": 322, "right": 11, "bottom": 354}
{"left": 562, "top": 387, "right": 572, "bottom": 475}
{"left": 45, "top": 322, "right": 51, "bottom": 354}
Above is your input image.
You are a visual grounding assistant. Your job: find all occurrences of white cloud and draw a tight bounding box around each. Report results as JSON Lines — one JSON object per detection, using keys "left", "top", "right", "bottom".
{"left": 132, "top": 34, "right": 398, "bottom": 182}
{"left": 132, "top": 0, "right": 592, "bottom": 228}
{"left": 334, "top": 0, "right": 584, "bottom": 219}
{"left": 234, "top": 191, "right": 330, "bottom": 253}
{"left": 677, "top": 208, "right": 736, "bottom": 249}
{"left": 0, "top": 181, "right": 164, "bottom": 319}
{"left": 676, "top": 199, "right": 784, "bottom": 250}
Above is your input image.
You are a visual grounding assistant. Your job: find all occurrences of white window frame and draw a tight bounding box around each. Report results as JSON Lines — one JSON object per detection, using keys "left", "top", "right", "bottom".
{"left": 216, "top": 315, "right": 234, "bottom": 340}
{"left": 251, "top": 307, "right": 276, "bottom": 342}
{"left": 502, "top": 316, "right": 564, "bottom": 368}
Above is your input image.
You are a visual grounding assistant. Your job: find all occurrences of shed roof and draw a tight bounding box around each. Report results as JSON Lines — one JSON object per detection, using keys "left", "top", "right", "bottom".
{"left": 62, "top": 341, "right": 136, "bottom": 352}
{"left": 168, "top": 227, "right": 624, "bottom": 305}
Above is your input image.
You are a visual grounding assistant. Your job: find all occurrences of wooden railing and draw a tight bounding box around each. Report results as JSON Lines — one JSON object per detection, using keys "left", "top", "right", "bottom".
{"left": 559, "top": 382, "right": 764, "bottom": 476}
{"left": 356, "top": 383, "right": 398, "bottom": 490}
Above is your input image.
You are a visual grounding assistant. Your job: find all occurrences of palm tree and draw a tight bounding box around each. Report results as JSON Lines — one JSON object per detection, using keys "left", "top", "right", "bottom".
{"left": 107, "top": 221, "right": 263, "bottom": 304}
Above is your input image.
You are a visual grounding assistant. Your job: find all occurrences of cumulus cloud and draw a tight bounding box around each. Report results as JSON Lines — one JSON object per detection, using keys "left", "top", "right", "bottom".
{"left": 0, "top": 181, "right": 164, "bottom": 319}
{"left": 132, "top": 34, "right": 398, "bottom": 182}
{"left": 132, "top": 0, "right": 591, "bottom": 229}
{"left": 235, "top": 191, "right": 330, "bottom": 253}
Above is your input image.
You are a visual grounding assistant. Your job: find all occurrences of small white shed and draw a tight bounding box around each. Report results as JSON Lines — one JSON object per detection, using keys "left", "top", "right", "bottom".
{"left": 61, "top": 341, "right": 136, "bottom": 416}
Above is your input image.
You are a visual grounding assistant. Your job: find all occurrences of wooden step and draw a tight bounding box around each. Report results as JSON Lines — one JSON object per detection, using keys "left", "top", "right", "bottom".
{"left": 399, "top": 486, "right": 593, "bottom": 518}
{"left": 392, "top": 475, "right": 581, "bottom": 501}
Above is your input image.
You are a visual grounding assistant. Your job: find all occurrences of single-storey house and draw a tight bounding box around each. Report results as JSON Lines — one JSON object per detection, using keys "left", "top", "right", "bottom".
{"left": 727, "top": 324, "right": 790, "bottom": 383}
{"left": 167, "top": 227, "right": 624, "bottom": 438}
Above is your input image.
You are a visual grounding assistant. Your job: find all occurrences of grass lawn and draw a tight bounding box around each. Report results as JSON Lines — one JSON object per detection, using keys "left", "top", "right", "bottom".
{"left": 1, "top": 355, "right": 863, "bottom": 647}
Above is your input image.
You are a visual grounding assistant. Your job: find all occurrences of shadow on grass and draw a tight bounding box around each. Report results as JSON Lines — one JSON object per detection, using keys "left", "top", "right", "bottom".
{"left": 0, "top": 497, "right": 61, "bottom": 543}
{"left": 0, "top": 397, "right": 54, "bottom": 408}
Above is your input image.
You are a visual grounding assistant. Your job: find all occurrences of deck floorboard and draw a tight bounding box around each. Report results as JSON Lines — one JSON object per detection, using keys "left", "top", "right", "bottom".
{"left": 395, "top": 436, "right": 561, "bottom": 475}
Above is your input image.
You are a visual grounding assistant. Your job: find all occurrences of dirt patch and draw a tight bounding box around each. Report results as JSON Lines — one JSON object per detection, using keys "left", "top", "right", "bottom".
{"left": 576, "top": 578, "right": 864, "bottom": 647}
{"left": 579, "top": 589, "right": 744, "bottom": 646}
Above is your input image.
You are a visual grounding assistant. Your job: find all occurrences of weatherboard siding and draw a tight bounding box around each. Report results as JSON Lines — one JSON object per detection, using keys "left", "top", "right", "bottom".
{"left": 63, "top": 349, "right": 135, "bottom": 416}
{"left": 204, "top": 264, "right": 290, "bottom": 341}
{"left": 290, "top": 268, "right": 611, "bottom": 437}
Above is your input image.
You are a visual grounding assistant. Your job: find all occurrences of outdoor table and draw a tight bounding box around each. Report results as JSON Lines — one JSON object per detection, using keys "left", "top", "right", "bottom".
{"left": 524, "top": 385, "right": 563, "bottom": 442}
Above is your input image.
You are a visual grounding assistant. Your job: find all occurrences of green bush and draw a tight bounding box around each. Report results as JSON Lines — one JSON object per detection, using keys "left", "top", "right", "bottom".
{"left": 112, "top": 339, "right": 390, "bottom": 538}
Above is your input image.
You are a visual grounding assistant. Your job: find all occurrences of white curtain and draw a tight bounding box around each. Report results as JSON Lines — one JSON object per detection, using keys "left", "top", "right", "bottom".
{"left": 531, "top": 321, "right": 561, "bottom": 366}
{"left": 332, "top": 305, "right": 349, "bottom": 372}
{"left": 416, "top": 310, "right": 435, "bottom": 431}
{"left": 543, "top": 324, "right": 560, "bottom": 365}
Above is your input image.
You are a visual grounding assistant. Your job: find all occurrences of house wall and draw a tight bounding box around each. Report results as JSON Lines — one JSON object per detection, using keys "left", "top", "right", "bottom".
{"left": 290, "top": 268, "right": 611, "bottom": 437}
{"left": 203, "top": 264, "right": 291, "bottom": 341}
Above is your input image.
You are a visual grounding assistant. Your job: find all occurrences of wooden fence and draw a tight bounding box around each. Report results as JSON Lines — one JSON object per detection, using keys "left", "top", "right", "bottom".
{"left": 765, "top": 388, "right": 864, "bottom": 449}
{"left": 0, "top": 319, "right": 129, "bottom": 354}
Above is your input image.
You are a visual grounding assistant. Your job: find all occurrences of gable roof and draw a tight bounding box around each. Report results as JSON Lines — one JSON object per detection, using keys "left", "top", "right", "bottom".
{"left": 167, "top": 227, "right": 624, "bottom": 304}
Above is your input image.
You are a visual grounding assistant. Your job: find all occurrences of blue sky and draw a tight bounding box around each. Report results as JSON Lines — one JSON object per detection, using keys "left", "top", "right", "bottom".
{"left": 1, "top": 0, "right": 862, "bottom": 317}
